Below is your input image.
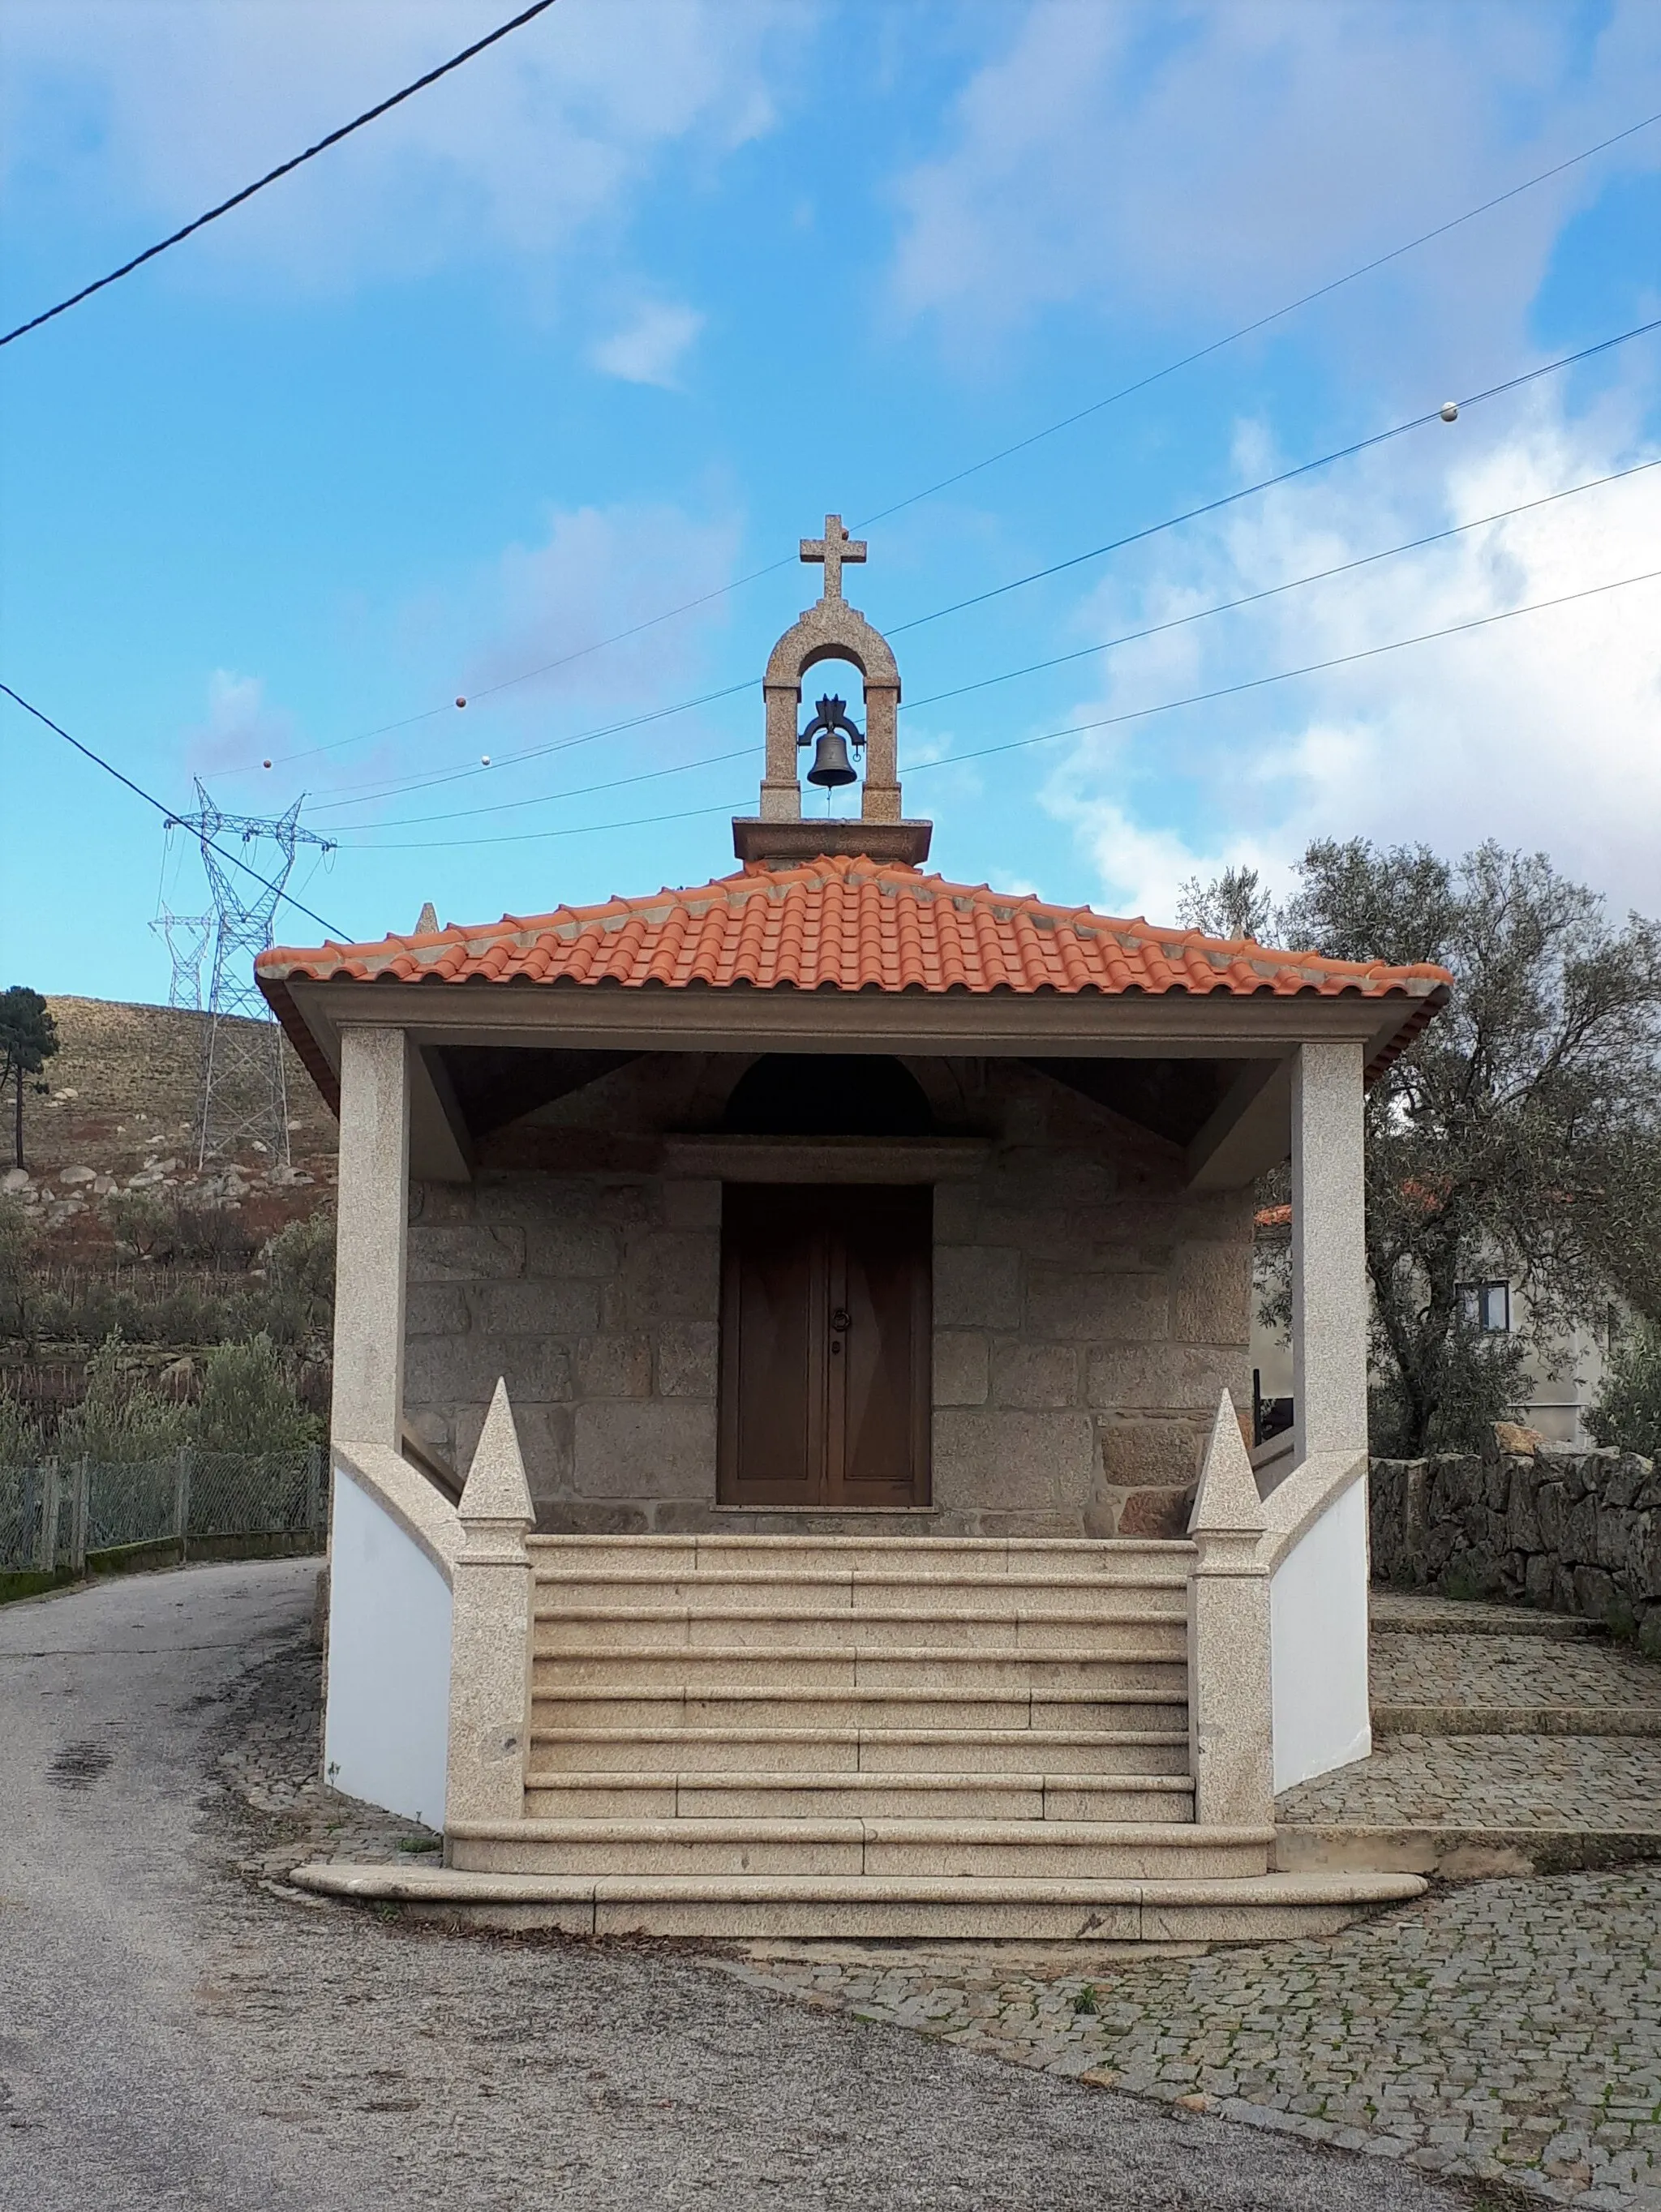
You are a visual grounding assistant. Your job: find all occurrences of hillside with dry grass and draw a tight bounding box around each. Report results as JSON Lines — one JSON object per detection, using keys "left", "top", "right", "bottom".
{"left": 2, "top": 998, "right": 340, "bottom": 1438}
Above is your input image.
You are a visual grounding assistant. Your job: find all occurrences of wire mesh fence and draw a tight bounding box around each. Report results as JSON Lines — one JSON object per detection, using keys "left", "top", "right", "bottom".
{"left": 0, "top": 1446, "right": 327, "bottom": 1575}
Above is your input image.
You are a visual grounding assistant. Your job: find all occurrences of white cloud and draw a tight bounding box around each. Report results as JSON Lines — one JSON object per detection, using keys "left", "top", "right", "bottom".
{"left": 466, "top": 497, "right": 743, "bottom": 708}
{"left": 1039, "top": 392, "right": 1661, "bottom": 919}
{"left": 589, "top": 300, "right": 704, "bottom": 387}
{"left": 4, "top": 0, "right": 799, "bottom": 298}
{"left": 184, "top": 670, "right": 295, "bottom": 778}
{"left": 890, "top": 0, "right": 1661, "bottom": 377}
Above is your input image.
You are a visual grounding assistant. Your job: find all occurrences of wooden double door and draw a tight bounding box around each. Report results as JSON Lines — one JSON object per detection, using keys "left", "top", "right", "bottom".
{"left": 718, "top": 1184, "right": 931, "bottom": 1509}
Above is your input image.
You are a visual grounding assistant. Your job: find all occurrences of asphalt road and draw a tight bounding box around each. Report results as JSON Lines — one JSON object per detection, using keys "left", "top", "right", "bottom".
{"left": 0, "top": 1560, "right": 1487, "bottom": 2212}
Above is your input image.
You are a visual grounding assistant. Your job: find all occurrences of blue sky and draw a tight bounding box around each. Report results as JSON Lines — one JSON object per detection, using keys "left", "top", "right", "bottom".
{"left": 3, "top": 0, "right": 1659, "bottom": 1002}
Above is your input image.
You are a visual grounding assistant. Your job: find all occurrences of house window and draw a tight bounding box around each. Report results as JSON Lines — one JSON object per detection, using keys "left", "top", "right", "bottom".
{"left": 1458, "top": 1280, "right": 1511, "bottom": 1333}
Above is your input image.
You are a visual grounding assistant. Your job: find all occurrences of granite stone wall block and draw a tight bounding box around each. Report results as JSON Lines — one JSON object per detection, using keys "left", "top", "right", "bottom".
{"left": 933, "top": 1332, "right": 989, "bottom": 1408}
{"left": 407, "top": 1224, "right": 525, "bottom": 1281}
{"left": 574, "top": 1401, "right": 718, "bottom": 1500}
{"left": 655, "top": 1322, "right": 719, "bottom": 1400}
{"left": 1171, "top": 1242, "right": 1251, "bottom": 1343}
{"left": 575, "top": 1335, "right": 653, "bottom": 1400}
{"left": 620, "top": 1229, "right": 720, "bottom": 1321}
{"left": 933, "top": 1245, "right": 1023, "bottom": 1330}
{"left": 406, "top": 1284, "right": 470, "bottom": 1337}
{"left": 931, "top": 1409, "right": 1093, "bottom": 1515}
{"left": 1097, "top": 1415, "right": 1204, "bottom": 1495}
{"left": 1086, "top": 1342, "right": 1247, "bottom": 1413}
{"left": 511, "top": 1402, "right": 574, "bottom": 1497}
{"left": 409, "top": 1181, "right": 476, "bottom": 1226}
{"left": 524, "top": 1219, "right": 622, "bottom": 1279}
{"left": 1024, "top": 1264, "right": 1167, "bottom": 1343}
{"left": 468, "top": 1280, "right": 602, "bottom": 1335}
{"left": 989, "top": 1340, "right": 1080, "bottom": 1408}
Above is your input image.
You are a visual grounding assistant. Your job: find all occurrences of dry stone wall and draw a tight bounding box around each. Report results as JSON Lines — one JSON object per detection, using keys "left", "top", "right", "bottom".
{"left": 1371, "top": 1435, "right": 1661, "bottom": 1656}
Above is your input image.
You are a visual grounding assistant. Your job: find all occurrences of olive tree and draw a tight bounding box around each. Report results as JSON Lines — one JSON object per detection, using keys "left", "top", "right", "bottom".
{"left": 1187, "top": 841, "right": 1661, "bottom": 1456}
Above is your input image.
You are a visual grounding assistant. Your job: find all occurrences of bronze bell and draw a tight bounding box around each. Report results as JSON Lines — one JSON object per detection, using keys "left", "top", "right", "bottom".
{"left": 806, "top": 729, "right": 857, "bottom": 787}
{"left": 800, "top": 693, "right": 862, "bottom": 788}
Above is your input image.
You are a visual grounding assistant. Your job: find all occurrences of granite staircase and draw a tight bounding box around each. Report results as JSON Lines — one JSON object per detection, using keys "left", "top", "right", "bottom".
{"left": 436, "top": 1534, "right": 1419, "bottom": 1940}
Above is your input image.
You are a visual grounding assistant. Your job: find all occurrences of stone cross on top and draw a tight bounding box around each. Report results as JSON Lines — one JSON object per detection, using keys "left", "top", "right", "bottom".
{"left": 800, "top": 513, "right": 866, "bottom": 602}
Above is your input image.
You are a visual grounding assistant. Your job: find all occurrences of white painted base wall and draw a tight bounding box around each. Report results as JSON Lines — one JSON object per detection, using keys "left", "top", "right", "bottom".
{"left": 1269, "top": 1477, "right": 1371, "bottom": 1794}
{"left": 324, "top": 1464, "right": 453, "bottom": 1828}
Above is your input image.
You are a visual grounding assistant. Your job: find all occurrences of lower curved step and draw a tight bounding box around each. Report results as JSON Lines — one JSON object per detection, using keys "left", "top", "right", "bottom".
{"left": 289, "top": 1860, "right": 1427, "bottom": 1943}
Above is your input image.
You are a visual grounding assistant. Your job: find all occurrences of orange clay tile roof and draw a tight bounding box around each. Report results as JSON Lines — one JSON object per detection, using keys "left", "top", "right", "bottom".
{"left": 259, "top": 853, "right": 1454, "bottom": 1000}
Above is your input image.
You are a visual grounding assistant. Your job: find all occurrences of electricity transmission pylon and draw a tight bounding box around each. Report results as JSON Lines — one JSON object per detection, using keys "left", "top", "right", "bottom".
{"left": 150, "top": 905, "right": 214, "bottom": 1010}
{"left": 174, "top": 782, "right": 334, "bottom": 1166}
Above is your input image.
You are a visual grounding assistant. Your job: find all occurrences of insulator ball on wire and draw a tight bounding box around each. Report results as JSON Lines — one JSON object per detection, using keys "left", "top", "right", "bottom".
{"left": 456, "top": 696, "right": 467, "bottom": 708}
{"left": 480, "top": 755, "right": 491, "bottom": 767}
{"left": 262, "top": 759, "right": 273, "bottom": 769}
{"left": 1440, "top": 401, "right": 1458, "bottom": 422}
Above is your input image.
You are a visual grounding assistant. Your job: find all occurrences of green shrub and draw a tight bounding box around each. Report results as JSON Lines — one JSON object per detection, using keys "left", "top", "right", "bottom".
{"left": 0, "top": 1198, "right": 32, "bottom": 1340}
{"left": 191, "top": 1333, "right": 321, "bottom": 1454}
{"left": 106, "top": 1190, "right": 174, "bottom": 1259}
{"left": 1589, "top": 1319, "right": 1661, "bottom": 1460}
{"left": 58, "top": 1334, "right": 187, "bottom": 1462}
{"left": 169, "top": 1201, "right": 255, "bottom": 1271}
{"left": 0, "top": 1385, "right": 42, "bottom": 1468}
{"left": 152, "top": 1284, "right": 234, "bottom": 1345}
{"left": 257, "top": 1214, "right": 335, "bottom": 1347}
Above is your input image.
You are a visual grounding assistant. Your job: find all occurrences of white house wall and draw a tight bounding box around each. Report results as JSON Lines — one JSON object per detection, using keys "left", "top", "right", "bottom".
{"left": 1269, "top": 1476, "right": 1371, "bottom": 1792}
{"left": 325, "top": 1464, "right": 453, "bottom": 1828}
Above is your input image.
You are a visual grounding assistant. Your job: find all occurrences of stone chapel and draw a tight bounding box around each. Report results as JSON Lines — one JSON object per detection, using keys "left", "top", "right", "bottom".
{"left": 256, "top": 517, "right": 1450, "bottom": 1940}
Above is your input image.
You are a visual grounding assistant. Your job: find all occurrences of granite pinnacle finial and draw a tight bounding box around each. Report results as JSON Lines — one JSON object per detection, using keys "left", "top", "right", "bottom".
{"left": 459, "top": 1377, "right": 534, "bottom": 1527}
{"left": 1188, "top": 1390, "right": 1265, "bottom": 1537}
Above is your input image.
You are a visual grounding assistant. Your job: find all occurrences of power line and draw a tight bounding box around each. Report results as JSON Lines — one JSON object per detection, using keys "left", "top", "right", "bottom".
{"left": 906, "top": 565, "right": 1661, "bottom": 780}
{"left": 0, "top": 680, "right": 349, "bottom": 939}
{"left": 325, "top": 457, "right": 1659, "bottom": 834}
{"left": 338, "top": 564, "right": 1661, "bottom": 852}
{"left": 888, "top": 313, "right": 1661, "bottom": 639}
{"left": 309, "top": 321, "right": 1661, "bottom": 822}
{"left": 310, "top": 678, "right": 753, "bottom": 809}
{"left": 900, "top": 456, "right": 1661, "bottom": 715}
{"left": 229, "top": 100, "right": 1661, "bottom": 779}
{"left": 0, "top": 0, "right": 560, "bottom": 349}
{"left": 858, "top": 105, "right": 1661, "bottom": 529}
{"left": 333, "top": 745, "right": 755, "bottom": 833}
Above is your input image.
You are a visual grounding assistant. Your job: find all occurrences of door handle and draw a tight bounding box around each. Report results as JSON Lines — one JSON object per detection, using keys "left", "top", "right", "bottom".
{"left": 830, "top": 1307, "right": 852, "bottom": 1334}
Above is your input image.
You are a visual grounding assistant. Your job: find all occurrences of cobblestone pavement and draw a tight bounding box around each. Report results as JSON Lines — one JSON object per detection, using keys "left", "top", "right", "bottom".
{"left": 1275, "top": 1734, "right": 1661, "bottom": 1830}
{"left": 217, "top": 1625, "right": 439, "bottom": 1883}
{"left": 1277, "top": 1595, "right": 1661, "bottom": 1834}
{"left": 1371, "top": 1634, "right": 1661, "bottom": 1713}
{"left": 723, "top": 1870, "right": 1661, "bottom": 2208}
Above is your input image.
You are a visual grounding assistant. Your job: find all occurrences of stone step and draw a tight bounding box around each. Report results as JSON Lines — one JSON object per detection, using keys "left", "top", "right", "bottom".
{"left": 447, "top": 1815, "right": 1272, "bottom": 1882}
{"left": 527, "top": 1534, "right": 1194, "bottom": 1580}
{"left": 1371, "top": 1605, "right": 1603, "bottom": 1641}
{"left": 521, "top": 1771, "right": 1197, "bottom": 1823}
{"left": 1276, "top": 1821, "right": 1661, "bottom": 1880}
{"left": 531, "top": 1607, "right": 1187, "bottom": 1655}
{"left": 1373, "top": 1703, "right": 1661, "bottom": 1737}
{"left": 532, "top": 1687, "right": 1187, "bottom": 1732}
{"left": 528, "top": 1725, "right": 1192, "bottom": 1775}
{"left": 294, "top": 1861, "right": 1429, "bottom": 1943}
{"left": 530, "top": 1645, "right": 1187, "bottom": 1696}
{"left": 533, "top": 1575, "right": 1189, "bottom": 1619}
